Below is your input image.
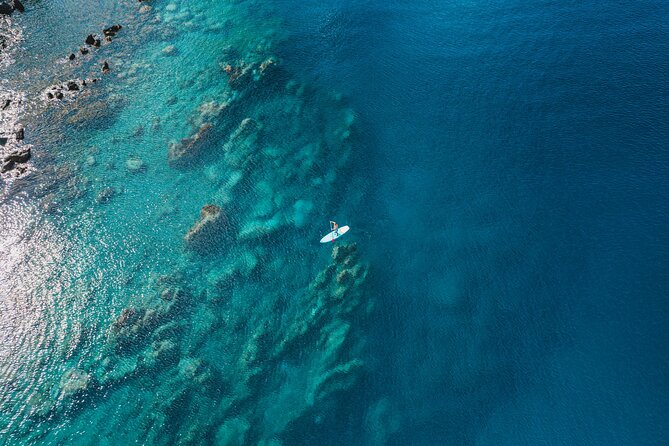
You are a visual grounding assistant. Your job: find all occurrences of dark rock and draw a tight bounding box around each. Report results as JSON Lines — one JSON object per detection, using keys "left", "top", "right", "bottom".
{"left": 93, "top": 39, "right": 101, "bottom": 48}
{"left": 105, "top": 36, "right": 112, "bottom": 43}
{"left": 5, "top": 147, "right": 30, "bottom": 163}
{"left": 69, "top": 53, "right": 76, "bottom": 61}
{"left": 46, "top": 92, "right": 54, "bottom": 99}
{"left": 67, "top": 100, "right": 112, "bottom": 126}
{"left": 85, "top": 34, "right": 96, "bottom": 45}
{"left": 102, "top": 61, "right": 110, "bottom": 73}
{"left": 103, "top": 24, "right": 122, "bottom": 37}
{"left": 110, "top": 305, "right": 172, "bottom": 354}
{"left": 1, "top": 160, "right": 15, "bottom": 173}
{"left": 1, "top": 99, "right": 10, "bottom": 110}
{"left": 1, "top": 149, "right": 30, "bottom": 173}
{"left": 0, "top": 137, "right": 7, "bottom": 146}
{"left": 80, "top": 47, "right": 89, "bottom": 55}
{"left": 55, "top": 91, "right": 64, "bottom": 100}
{"left": 15, "top": 128, "right": 23, "bottom": 141}
{"left": 11, "top": 0, "right": 23, "bottom": 12}
{"left": 66, "top": 81, "right": 79, "bottom": 91}
{"left": 0, "top": 3, "right": 13, "bottom": 15}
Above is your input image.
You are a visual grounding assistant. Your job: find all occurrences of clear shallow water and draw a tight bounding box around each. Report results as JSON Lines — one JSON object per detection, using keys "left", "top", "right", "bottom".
{"left": 1, "top": 0, "right": 669, "bottom": 445}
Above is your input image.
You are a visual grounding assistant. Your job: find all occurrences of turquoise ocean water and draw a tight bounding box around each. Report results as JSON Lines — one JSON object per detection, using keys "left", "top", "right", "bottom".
{"left": 1, "top": 0, "right": 668, "bottom": 444}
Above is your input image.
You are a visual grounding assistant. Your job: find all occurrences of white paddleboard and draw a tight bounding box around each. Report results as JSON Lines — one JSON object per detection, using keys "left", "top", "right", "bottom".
{"left": 320, "top": 225, "right": 350, "bottom": 243}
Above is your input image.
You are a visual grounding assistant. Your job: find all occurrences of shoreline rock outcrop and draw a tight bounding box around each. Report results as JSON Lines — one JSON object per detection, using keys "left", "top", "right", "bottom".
{"left": 0, "top": 0, "right": 24, "bottom": 15}
{"left": 1, "top": 147, "right": 30, "bottom": 173}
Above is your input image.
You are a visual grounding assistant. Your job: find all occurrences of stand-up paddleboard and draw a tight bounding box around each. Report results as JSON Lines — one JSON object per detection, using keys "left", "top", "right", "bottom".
{"left": 320, "top": 225, "right": 350, "bottom": 243}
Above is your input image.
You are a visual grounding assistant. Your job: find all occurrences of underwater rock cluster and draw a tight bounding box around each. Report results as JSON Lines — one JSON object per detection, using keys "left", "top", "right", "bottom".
{"left": 89, "top": 242, "right": 371, "bottom": 445}
{"left": 2, "top": 0, "right": 373, "bottom": 443}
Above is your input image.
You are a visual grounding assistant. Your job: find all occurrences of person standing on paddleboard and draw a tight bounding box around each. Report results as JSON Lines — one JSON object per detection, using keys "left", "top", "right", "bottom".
{"left": 320, "top": 221, "right": 349, "bottom": 243}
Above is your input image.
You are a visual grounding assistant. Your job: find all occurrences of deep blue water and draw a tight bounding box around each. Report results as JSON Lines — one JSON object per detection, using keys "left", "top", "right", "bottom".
{"left": 1, "top": 0, "right": 668, "bottom": 444}
{"left": 280, "top": 0, "right": 669, "bottom": 444}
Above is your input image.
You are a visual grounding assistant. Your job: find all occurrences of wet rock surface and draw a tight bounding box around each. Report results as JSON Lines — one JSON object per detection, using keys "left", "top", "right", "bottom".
{"left": 0, "top": 0, "right": 24, "bottom": 15}
{"left": 1, "top": 147, "right": 30, "bottom": 173}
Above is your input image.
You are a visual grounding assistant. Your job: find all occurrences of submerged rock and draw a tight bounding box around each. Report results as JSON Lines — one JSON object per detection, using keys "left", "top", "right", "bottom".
{"left": 111, "top": 307, "right": 162, "bottom": 352}
{"left": 184, "top": 204, "right": 229, "bottom": 252}
{"left": 162, "top": 45, "right": 177, "bottom": 56}
{"left": 140, "top": 339, "right": 179, "bottom": 369}
{"left": 95, "top": 187, "right": 116, "bottom": 203}
{"left": 67, "top": 100, "right": 113, "bottom": 126}
{"left": 259, "top": 58, "right": 276, "bottom": 75}
{"left": 215, "top": 417, "right": 250, "bottom": 446}
{"left": 59, "top": 368, "right": 91, "bottom": 400}
{"left": 179, "top": 357, "right": 218, "bottom": 390}
{"left": 168, "top": 123, "right": 213, "bottom": 166}
{"left": 125, "top": 156, "right": 145, "bottom": 172}
{"left": 222, "top": 118, "right": 258, "bottom": 168}
{"left": 227, "top": 65, "right": 253, "bottom": 90}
